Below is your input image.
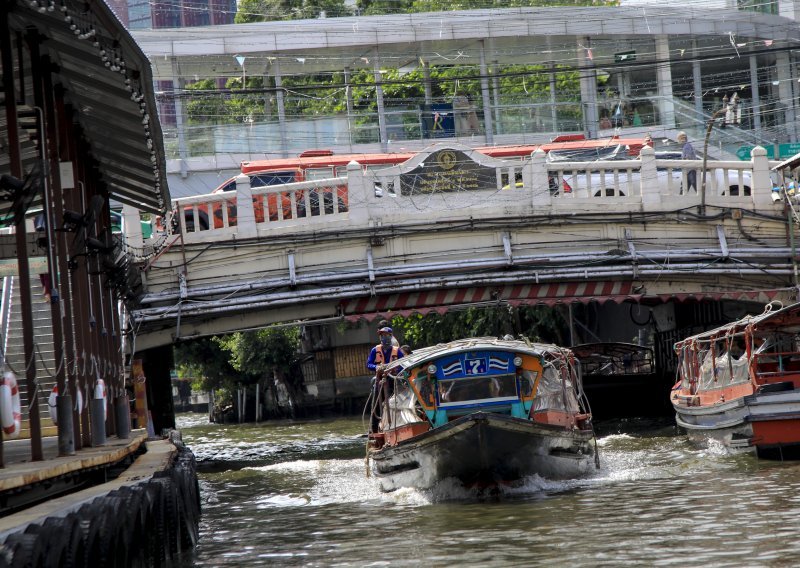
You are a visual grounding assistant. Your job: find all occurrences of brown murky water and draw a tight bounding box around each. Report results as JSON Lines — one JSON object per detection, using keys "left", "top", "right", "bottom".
{"left": 175, "top": 413, "right": 800, "bottom": 567}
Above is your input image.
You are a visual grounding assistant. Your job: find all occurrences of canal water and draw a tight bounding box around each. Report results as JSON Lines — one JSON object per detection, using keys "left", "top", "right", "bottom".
{"left": 176, "top": 413, "right": 800, "bottom": 567}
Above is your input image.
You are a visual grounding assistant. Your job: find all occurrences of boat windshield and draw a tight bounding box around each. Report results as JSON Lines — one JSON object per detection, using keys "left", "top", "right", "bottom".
{"left": 437, "top": 373, "right": 518, "bottom": 406}
{"left": 532, "top": 365, "right": 580, "bottom": 412}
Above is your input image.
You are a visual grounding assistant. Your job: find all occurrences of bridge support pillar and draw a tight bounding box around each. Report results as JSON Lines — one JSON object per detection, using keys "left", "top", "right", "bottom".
{"left": 750, "top": 146, "right": 774, "bottom": 209}
{"left": 639, "top": 146, "right": 662, "bottom": 209}
{"left": 526, "top": 149, "right": 551, "bottom": 207}
{"left": 655, "top": 35, "right": 676, "bottom": 129}
{"left": 346, "top": 160, "right": 371, "bottom": 224}
{"left": 235, "top": 173, "right": 257, "bottom": 239}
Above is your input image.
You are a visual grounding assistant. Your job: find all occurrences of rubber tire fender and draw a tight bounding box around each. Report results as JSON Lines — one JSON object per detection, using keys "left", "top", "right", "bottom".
{"left": 0, "top": 533, "right": 45, "bottom": 568}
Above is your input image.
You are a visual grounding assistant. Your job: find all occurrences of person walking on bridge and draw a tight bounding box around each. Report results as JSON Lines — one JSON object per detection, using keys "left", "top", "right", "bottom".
{"left": 678, "top": 131, "right": 699, "bottom": 193}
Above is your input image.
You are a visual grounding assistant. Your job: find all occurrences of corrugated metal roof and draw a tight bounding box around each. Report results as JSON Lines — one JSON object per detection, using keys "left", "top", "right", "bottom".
{"left": 1, "top": 0, "right": 170, "bottom": 221}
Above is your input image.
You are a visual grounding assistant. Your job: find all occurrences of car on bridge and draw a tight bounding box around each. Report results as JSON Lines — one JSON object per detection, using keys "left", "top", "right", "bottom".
{"left": 547, "top": 149, "right": 753, "bottom": 198}
{"left": 177, "top": 138, "right": 647, "bottom": 231}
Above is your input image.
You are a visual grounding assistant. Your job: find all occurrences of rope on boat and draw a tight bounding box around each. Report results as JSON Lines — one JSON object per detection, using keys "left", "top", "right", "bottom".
{"left": 362, "top": 375, "right": 382, "bottom": 479}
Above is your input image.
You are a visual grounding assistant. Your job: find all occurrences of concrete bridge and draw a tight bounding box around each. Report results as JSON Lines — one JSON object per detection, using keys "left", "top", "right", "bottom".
{"left": 125, "top": 143, "right": 797, "bottom": 351}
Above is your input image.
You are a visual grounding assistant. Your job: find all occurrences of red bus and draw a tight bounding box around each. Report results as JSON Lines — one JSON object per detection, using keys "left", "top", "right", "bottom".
{"left": 184, "top": 136, "right": 645, "bottom": 231}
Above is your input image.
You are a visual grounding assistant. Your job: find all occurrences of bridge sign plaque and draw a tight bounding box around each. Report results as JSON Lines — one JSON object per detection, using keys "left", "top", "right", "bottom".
{"left": 400, "top": 149, "right": 496, "bottom": 196}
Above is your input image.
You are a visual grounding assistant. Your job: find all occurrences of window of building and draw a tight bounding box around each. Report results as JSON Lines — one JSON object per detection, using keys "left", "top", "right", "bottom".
{"left": 737, "top": 0, "right": 778, "bottom": 15}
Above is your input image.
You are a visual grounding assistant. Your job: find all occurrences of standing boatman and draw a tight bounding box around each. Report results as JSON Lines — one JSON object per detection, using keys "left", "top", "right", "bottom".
{"left": 367, "top": 327, "right": 405, "bottom": 374}
{"left": 367, "top": 327, "right": 405, "bottom": 433}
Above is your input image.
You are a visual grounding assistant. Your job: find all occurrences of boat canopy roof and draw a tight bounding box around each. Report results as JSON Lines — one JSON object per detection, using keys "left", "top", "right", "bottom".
{"left": 384, "top": 337, "right": 572, "bottom": 374}
{"left": 674, "top": 301, "right": 800, "bottom": 348}
{"left": 572, "top": 342, "right": 655, "bottom": 376}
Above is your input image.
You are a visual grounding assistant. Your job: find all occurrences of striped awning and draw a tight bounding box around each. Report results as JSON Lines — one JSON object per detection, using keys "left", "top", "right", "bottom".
{"left": 339, "top": 283, "right": 797, "bottom": 322}
{"left": 341, "top": 281, "right": 635, "bottom": 322}
{"left": 651, "top": 288, "right": 790, "bottom": 305}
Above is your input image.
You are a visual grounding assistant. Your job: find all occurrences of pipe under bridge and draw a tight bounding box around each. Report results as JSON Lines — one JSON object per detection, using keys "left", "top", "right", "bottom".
{"left": 125, "top": 143, "right": 798, "bottom": 351}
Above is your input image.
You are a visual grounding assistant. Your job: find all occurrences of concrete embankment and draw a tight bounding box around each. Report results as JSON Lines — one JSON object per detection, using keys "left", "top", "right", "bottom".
{"left": 0, "top": 431, "right": 199, "bottom": 566}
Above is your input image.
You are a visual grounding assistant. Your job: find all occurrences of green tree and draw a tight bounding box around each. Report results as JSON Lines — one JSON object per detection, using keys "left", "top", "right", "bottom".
{"left": 173, "top": 336, "right": 248, "bottom": 392}
{"left": 389, "top": 305, "right": 568, "bottom": 349}
{"left": 359, "top": 0, "right": 617, "bottom": 14}
{"left": 185, "top": 77, "right": 272, "bottom": 126}
{"left": 217, "top": 327, "right": 304, "bottom": 405}
{"left": 236, "top": 0, "right": 351, "bottom": 23}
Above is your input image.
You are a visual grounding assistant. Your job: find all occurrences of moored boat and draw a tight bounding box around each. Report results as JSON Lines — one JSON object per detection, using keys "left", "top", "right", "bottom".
{"left": 572, "top": 342, "right": 671, "bottom": 419}
{"left": 367, "top": 337, "right": 598, "bottom": 492}
{"left": 671, "top": 302, "right": 800, "bottom": 458}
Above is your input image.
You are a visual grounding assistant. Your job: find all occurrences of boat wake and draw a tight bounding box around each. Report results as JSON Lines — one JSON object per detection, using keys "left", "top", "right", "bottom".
{"left": 240, "top": 429, "right": 739, "bottom": 508}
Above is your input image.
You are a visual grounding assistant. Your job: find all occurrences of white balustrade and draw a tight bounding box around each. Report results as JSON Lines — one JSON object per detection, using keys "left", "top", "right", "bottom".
{"left": 138, "top": 144, "right": 776, "bottom": 245}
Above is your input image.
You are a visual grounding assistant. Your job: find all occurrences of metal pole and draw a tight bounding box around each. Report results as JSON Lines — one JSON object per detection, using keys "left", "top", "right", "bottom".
{"left": 373, "top": 52, "right": 388, "bottom": 152}
{"left": 701, "top": 107, "right": 728, "bottom": 215}
{"left": 479, "top": 41, "right": 494, "bottom": 145}
{"left": 4, "top": 26, "right": 43, "bottom": 460}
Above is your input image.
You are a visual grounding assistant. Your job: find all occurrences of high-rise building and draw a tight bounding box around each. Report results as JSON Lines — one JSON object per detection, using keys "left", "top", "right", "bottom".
{"left": 107, "top": 0, "right": 236, "bottom": 126}
{"left": 108, "top": 0, "right": 237, "bottom": 31}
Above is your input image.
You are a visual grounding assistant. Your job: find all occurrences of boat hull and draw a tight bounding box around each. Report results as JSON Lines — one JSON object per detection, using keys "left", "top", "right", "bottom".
{"left": 370, "top": 412, "right": 596, "bottom": 492}
{"left": 673, "top": 386, "right": 800, "bottom": 456}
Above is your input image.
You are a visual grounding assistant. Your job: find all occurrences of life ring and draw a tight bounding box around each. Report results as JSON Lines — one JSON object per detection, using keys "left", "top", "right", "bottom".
{"left": 48, "top": 384, "right": 84, "bottom": 426}
{"left": 95, "top": 379, "right": 107, "bottom": 421}
{"left": 0, "top": 372, "right": 22, "bottom": 439}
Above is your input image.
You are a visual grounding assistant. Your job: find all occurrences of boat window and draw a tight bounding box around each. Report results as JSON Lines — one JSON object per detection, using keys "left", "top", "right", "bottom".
{"left": 383, "top": 387, "right": 420, "bottom": 429}
{"left": 437, "top": 374, "right": 517, "bottom": 406}
{"left": 304, "top": 167, "right": 336, "bottom": 180}
{"left": 679, "top": 345, "right": 694, "bottom": 389}
{"left": 520, "top": 369, "right": 538, "bottom": 397}
{"left": 251, "top": 171, "right": 297, "bottom": 187}
{"left": 532, "top": 365, "right": 580, "bottom": 412}
{"left": 714, "top": 351, "right": 749, "bottom": 384}
{"left": 413, "top": 375, "right": 435, "bottom": 408}
{"left": 698, "top": 346, "right": 717, "bottom": 391}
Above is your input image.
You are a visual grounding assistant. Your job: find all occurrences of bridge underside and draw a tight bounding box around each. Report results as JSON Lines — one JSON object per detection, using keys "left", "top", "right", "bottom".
{"left": 132, "top": 249, "right": 796, "bottom": 350}
{"left": 130, "top": 142, "right": 798, "bottom": 351}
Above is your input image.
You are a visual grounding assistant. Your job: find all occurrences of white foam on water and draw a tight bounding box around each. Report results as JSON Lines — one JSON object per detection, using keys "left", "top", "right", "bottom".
{"left": 246, "top": 458, "right": 430, "bottom": 506}
{"left": 596, "top": 433, "right": 635, "bottom": 446}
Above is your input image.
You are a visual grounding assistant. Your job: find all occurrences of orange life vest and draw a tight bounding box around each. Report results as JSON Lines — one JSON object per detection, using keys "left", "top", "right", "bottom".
{"left": 374, "top": 346, "right": 399, "bottom": 365}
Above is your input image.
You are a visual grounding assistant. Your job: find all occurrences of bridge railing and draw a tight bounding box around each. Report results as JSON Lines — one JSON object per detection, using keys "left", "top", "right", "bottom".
{"left": 171, "top": 177, "right": 349, "bottom": 237}
{"left": 145, "top": 145, "right": 776, "bottom": 246}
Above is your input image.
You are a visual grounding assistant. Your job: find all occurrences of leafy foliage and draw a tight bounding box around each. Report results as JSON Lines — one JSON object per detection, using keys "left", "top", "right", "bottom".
{"left": 173, "top": 336, "right": 247, "bottom": 391}
{"left": 184, "top": 63, "right": 582, "bottom": 132}
{"left": 173, "top": 327, "right": 301, "bottom": 396}
{"left": 389, "top": 305, "right": 569, "bottom": 350}
{"left": 359, "top": 0, "right": 617, "bottom": 15}
{"left": 219, "top": 327, "right": 300, "bottom": 377}
{"left": 236, "top": 0, "right": 352, "bottom": 23}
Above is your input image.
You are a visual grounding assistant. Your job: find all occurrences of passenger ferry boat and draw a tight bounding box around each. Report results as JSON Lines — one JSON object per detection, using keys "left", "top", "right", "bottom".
{"left": 671, "top": 302, "right": 800, "bottom": 458}
{"left": 367, "top": 337, "right": 598, "bottom": 492}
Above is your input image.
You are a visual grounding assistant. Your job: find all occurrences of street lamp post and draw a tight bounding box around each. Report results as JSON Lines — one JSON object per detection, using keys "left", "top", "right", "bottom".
{"left": 235, "top": 55, "right": 246, "bottom": 89}
{"left": 700, "top": 106, "right": 728, "bottom": 215}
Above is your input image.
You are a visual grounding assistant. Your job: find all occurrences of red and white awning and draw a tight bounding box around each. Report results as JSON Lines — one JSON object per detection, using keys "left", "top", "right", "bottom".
{"left": 339, "top": 283, "right": 796, "bottom": 322}
{"left": 341, "top": 281, "right": 635, "bottom": 322}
